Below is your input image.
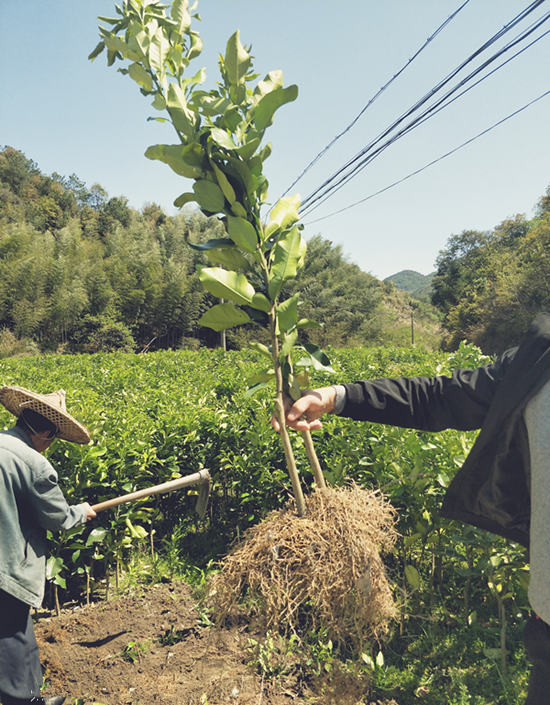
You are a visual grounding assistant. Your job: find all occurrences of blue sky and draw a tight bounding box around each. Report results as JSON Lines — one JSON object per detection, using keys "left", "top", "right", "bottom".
{"left": 1, "top": 0, "right": 549, "bottom": 279}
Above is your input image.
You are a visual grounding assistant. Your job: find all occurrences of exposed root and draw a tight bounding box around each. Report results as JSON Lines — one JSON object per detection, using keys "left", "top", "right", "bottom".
{"left": 209, "top": 484, "right": 398, "bottom": 653}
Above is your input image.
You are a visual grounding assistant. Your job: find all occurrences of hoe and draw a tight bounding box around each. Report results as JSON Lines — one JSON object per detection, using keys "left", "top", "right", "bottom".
{"left": 91, "top": 469, "right": 211, "bottom": 518}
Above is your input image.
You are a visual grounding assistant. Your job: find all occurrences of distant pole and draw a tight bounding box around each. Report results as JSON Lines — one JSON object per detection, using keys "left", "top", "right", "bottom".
{"left": 410, "top": 305, "right": 415, "bottom": 346}
{"left": 220, "top": 298, "right": 227, "bottom": 351}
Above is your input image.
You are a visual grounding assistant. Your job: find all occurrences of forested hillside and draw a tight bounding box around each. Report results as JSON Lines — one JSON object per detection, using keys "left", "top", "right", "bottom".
{"left": 432, "top": 191, "right": 550, "bottom": 353}
{"left": 0, "top": 146, "right": 440, "bottom": 355}
{"left": 384, "top": 269, "right": 434, "bottom": 302}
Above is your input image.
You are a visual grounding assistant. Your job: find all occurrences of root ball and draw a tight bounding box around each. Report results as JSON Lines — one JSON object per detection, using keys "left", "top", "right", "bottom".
{"left": 209, "top": 484, "right": 398, "bottom": 651}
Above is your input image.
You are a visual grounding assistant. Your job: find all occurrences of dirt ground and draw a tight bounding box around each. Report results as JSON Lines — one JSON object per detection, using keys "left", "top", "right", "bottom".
{"left": 35, "top": 581, "right": 398, "bottom": 705}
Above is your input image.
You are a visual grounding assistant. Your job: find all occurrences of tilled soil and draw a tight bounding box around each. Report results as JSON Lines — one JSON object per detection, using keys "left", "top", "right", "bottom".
{"left": 35, "top": 581, "right": 398, "bottom": 705}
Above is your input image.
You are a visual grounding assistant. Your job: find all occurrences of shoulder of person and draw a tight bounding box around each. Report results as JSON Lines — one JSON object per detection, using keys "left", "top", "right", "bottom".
{"left": 0, "top": 428, "right": 56, "bottom": 480}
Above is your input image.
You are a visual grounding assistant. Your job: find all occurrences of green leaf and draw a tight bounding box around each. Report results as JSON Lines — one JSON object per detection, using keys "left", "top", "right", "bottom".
{"left": 199, "top": 267, "right": 255, "bottom": 306}
{"left": 231, "top": 201, "right": 247, "bottom": 218}
{"left": 103, "top": 33, "right": 128, "bottom": 58}
{"left": 46, "top": 556, "right": 65, "bottom": 580}
{"left": 224, "top": 30, "right": 251, "bottom": 85}
{"left": 187, "top": 237, "right": 234, "bottom": 251}
{"left": 254, "top": 69, "right": 284, "bottom": 97}
{"left": 277, "top": 294, "right": 299, "bottom": 333}
{"left": 193, "top": 180, "right": 225, "bottom": 212}
{"left": 404, "top": 564, "right": 422, "bottom": 590}
{"left": 187, "top": 30, "right": 203, "bottom": 60}
{"left": 199, "top": 303, "right": 250, "bottom": 331}
{"left": 125, "top": 517, "right": 148, "bottom": 539}
{"left": 252, "top": 84, "right": 298, "bottom": 131}
{"left": 171, "top": 0, "right": 191, "bottom": 34}
{"left": 206, "top": 245, "right": 250, "bottom": 271}
{"left": 266, "top": 194, "right": 300, "bottom": 237}
{"left": 86, "top": 528, "right": 108, "bottom": 545}
{"left": 210, "top": 128, "right": 237, "bottom": 151}
{"left": 151, "top": 93, "right": 166, "bottom": 110}
{"left": 286, "top": 371, "right": 302, "bottom": 401}
{"left": 301, "top": 342, "right": 334, "bottom": 373}
{"left": 250, "top": 292, "right": 271, "bottom": 313}
{"left": 145, "top": 143, "right": 205, "bottom": 178}
{"left": 250, "top": 342, "right": 272, "bottom": 360}
{"left": 268, "top": 226, "right": 306, "bottom": 299}
{"left": 244, "top": 381, "right": 270, "bottom": 398}
{"left": 225, "top": 157, "right": 257, "bottom": 199}
{"left": 88, "top": 40, "right": 105, "bottom": 61}
{"left": 280, "top": 329, "right": 298, "bottom": 357}
{"left": 235, "top": 136, "right": 261, "bottom": 161}
{"left": 247, "top": 367, "right": 275, "bottom": 385}
{"left": 149, "top": 29, "right": 170, "bottom": 74}
{"left": 297, "top": 318, "right": 321, "bottom": 329}
{"left": 211, "top": 162, "right": 236, "bottom": 204}
{"left": 227, "top": 216, "right": 258, "bottom": 253}
{"left": 128, "top": 62, "right": 153, "bottom": 91}
{"left": 166, "top": 83, "right": 197, "bottom": 138}
{"left": 173, "top": 192, "right": 196, "bottom": 208}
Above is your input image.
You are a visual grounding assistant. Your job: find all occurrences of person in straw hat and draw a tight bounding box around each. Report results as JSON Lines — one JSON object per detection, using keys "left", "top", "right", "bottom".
{"left": 0, "top": 386, "right": 96, "bottom": 705}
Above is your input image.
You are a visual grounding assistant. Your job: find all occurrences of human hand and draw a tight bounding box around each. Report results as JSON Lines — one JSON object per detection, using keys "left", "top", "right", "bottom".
{"left": 271, "top": 387, "right": 336, "bottom": 432}
{"left": 81, "top": 502, "right": 97, "bottom": 521}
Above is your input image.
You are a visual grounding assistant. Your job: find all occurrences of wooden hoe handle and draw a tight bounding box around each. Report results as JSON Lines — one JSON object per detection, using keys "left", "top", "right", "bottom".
{"left": 92, "top": 469, "right": 211, "bottom": 517}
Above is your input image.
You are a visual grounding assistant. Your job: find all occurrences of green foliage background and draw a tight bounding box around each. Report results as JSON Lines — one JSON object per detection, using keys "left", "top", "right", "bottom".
{"left": 432, "top": 193, "right": 550, "bottom": 353}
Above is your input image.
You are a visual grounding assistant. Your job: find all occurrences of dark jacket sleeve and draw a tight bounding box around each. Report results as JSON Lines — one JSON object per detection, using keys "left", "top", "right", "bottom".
{"left": 341, "top": 348, "right": 516, "bottom": 432}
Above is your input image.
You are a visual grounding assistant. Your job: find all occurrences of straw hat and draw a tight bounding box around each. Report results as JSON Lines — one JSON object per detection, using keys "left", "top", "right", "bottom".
{"left": 0, "top": 386, "right": 90, "bottom": 444}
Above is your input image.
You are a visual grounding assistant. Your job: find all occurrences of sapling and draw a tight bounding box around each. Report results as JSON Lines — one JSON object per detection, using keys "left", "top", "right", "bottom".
{"left": 90, "top": 0, "right": 333, "bottom": 514}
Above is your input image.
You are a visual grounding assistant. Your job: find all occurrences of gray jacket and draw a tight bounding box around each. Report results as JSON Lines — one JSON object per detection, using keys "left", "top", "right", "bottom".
{"left": 0, "top": 426, "right": 87, "bottom": 607}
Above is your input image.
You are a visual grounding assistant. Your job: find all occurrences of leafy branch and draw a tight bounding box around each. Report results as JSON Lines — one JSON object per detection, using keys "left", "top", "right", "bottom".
{"left": 91, "top": 0, "right": 333, "bottom": 514}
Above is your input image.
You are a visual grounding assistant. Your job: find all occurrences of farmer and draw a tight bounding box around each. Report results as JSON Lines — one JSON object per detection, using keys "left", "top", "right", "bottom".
{"left": 0, "top": 386, "right": 96, "bottom": 705}
{"left": 272, "top": 311, "right": 550, "bottom": 705}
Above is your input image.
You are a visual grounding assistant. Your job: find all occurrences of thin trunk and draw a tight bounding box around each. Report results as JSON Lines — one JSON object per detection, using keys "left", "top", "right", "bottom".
{"left": 54, "top": 584, "right": 61, "bottom": 617}
{"left": 271, "top": 311, "right": 306, "bottom": 516}
{"left": 499, "top": 596, "right": 507, "bottom": 675}
{"left": 301, "top": 430, "right": 326, "bottom": 488}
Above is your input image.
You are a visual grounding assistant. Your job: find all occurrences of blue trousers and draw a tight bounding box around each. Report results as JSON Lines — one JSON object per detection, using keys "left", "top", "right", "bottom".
{"left": 0, "top": 590, "right": 42, "bottom": 701}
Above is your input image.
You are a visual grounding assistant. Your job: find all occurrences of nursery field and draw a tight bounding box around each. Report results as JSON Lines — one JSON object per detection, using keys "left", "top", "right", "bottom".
{"left": 0, "top": 345, "right": 531, "bottom": 704}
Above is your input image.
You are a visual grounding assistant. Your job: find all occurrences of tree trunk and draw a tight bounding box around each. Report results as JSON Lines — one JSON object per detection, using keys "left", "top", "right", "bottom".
{"left": 271, "top": 311, "right": 306, "bottom": 516}
{"left": 302, "top": 430, "right": 326, "bottom": 488}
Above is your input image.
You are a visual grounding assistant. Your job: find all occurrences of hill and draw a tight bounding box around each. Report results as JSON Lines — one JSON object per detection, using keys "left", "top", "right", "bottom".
{"left": 0, "top": 146, "right": 442, "bottom": 353}
{"left": 384, "top": 270, "right": 435, "bottom": 302}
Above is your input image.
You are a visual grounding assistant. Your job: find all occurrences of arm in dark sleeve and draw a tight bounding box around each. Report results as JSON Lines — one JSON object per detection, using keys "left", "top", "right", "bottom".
{"left": 341, "top": 348, "right": 516, "bottom": 432}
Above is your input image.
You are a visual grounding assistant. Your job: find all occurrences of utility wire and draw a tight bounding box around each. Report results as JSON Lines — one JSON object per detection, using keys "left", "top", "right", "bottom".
{"left": 299, "top": 11, "right": 550, "bottom": 217}
{"left": 300, "top": 0, "right": 547, "bottom": 212}
{"left": 299, "top": 0, "right": 547, "bottom": 213}
{"left": 278, "top": 0, "right": 473, "bottom": 200}
{"left": 302, "top": 88, "right": 550, "bottom": 227}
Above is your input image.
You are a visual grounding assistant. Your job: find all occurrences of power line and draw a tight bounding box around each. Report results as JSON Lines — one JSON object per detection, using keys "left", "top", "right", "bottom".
{"left": 299, "top": 12, "right": 550, "bottom": 217}
{"left": 278, "top": 0, "right": 473, "bottom": 201}
{"left": 302, "top": 88, "right": 550, "bottom": 227}
{"left": 299, "top": 0, "right": 547, "bottom": 214}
